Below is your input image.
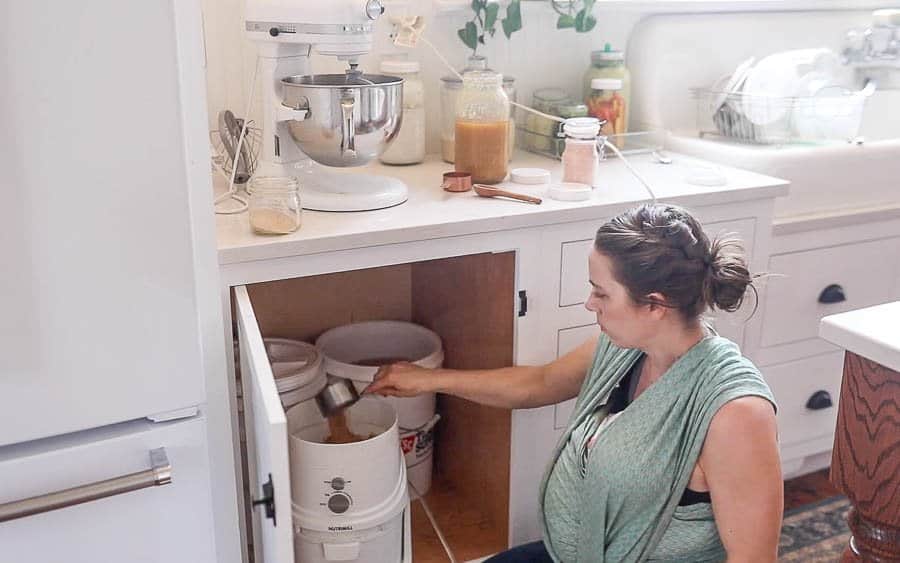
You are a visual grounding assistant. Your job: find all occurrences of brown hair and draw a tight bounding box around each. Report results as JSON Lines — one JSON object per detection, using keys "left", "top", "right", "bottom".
{"left": 594, "top": 203, "right": 754, "bottom": 321}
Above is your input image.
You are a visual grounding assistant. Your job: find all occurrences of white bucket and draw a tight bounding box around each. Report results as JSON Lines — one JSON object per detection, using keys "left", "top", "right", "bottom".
{"left": 264, "top": 338, "right": 327, "bottom": 409}
{"left": 316, "top": 321, "right": 443, "bottom": 497}
{"left": 287, "top": 398, "right": 408, "bottom": 563}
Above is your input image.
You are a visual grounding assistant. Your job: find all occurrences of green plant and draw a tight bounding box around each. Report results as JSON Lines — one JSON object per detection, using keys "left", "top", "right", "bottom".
{"left": 457, "top": 0, "right": 522, "bottom": 55}
{"left": 552, "top": 0, "right": 597, "bottom": 33}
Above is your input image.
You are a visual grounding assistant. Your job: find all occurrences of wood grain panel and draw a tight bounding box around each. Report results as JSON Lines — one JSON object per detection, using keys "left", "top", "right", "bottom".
{"left": 246, "top": 264, "right": 412, "bottom": 342}
{"left": 411, "top": 252, "right": 515, "bottom": 560}
{"left": 830, "top": 352, "right": 900, "bottom": 561}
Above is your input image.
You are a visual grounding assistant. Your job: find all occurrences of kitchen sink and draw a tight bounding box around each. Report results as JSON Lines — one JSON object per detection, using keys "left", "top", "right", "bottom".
{"left": 667, "top": 90, "right": 900, "bottom": 219}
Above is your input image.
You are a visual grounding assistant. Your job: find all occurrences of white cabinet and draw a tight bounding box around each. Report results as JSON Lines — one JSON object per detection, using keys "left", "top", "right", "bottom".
{"left": 0, "top": 416, "right": 215, "bottom": 563}
{"left": 554, "top": 324, "right": 602, "bottom": 430}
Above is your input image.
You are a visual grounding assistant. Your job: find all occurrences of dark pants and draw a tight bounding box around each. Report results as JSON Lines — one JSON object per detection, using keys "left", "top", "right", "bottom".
{"left": 482, "top": 541, "right": 553, "bottom": 562}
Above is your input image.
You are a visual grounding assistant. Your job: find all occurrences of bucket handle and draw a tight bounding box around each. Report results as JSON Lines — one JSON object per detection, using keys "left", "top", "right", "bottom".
{"left": 399, "top": 413, "right": 441, "bottom": 434}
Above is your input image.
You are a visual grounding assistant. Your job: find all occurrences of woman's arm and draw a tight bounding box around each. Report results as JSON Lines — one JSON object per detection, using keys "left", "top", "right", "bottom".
{"left": 363, "top": 334, "right": 600, "bottom": 409}
{"left": 701, "top": 396, "right": 783, "bottom": 563}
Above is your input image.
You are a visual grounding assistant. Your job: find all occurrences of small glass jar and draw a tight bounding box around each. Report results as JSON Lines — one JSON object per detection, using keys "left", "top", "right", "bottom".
{"left": 454, "top": 69, "right": 510, "bottom": 184}
{"left": 440, "top": 55, "right": 515, "bottom": 163}
{"left": 561, "top": 117, "right": 603, "bottom": 188}
{"left": 379, "top": 59, "right": 425, "bottom": 165}
{"left": 587, "top": 78, "right": 627, "bottom": 146}
{"left": 248, "top": 177, "right": 301, "bottom": 235}
{"left": 583, "top": 45, "right": 631, "bottom": 133}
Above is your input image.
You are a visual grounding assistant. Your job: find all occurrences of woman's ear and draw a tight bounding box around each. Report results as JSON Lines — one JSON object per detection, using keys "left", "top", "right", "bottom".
{"left": 644, "top": 292, "right": 670, "bottom": 319}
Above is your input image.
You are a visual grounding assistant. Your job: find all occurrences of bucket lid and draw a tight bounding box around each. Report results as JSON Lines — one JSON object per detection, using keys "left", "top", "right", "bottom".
{"left": 264, "top": 338, "right": 325, "bottom": 393}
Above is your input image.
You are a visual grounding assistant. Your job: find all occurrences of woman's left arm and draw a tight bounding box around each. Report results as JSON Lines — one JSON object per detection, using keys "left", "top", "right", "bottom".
{"left": 700, "top": 396, "right": 783, "bottom": 563}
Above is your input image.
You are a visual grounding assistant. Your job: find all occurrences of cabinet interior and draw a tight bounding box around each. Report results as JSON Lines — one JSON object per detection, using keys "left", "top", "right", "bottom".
{"left": 242, "top": 251, "right": 516, "bottom": 562}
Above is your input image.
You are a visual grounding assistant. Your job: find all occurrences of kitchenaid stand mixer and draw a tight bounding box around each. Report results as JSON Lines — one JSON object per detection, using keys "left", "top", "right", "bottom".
{"left": 245, "top": 0, "right": 408, "bottom": 212}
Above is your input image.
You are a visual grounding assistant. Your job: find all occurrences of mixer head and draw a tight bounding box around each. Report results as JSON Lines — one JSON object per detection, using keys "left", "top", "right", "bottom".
{"left": 244, "top": 0, "right": 386, "bottom": 58}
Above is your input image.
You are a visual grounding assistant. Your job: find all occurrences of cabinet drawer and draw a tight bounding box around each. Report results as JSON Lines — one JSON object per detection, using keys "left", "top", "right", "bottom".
{"left": 554, "top": 324, "right": 601, "bottom": 429}
{"left": 0, "top": 417, "right": 215, "bottom": 563}
{"left": 761, "top": 238, "right": 900, "bottom": 349}
{"left": 761, "top": 352, "right": 844, "bottom": 450}
{"left": 558, "top": 218, "right": 756, "bottom": 308}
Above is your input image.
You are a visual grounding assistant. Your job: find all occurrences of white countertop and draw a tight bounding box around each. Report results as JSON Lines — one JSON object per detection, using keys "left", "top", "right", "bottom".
{"left": 216, "top": 150, "right": 788, "bottom": 265}
{"left": 820, "top": 301, "right": 900, "bottom": 373}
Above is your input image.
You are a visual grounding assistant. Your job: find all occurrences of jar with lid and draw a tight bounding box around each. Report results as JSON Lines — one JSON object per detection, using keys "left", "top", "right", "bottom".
{"left": 583, "top": 44, "right": 631, "bottom": 132}
{"left": 379, "top": 59, "right": 425, "bottom": 165}
{"left": 440, "top": 55, "right": 515, "bottom": 163}
{"left": 587, "top": 78, "right": 627, "bottom": 145}
{"left": 561, "top": 117, "right": 603, "bottom": 188}
{"left": 248, "top": 176, "right": 302, "bottom": 235}
{"left": 454, "top": 68, "right": 510, "bottom": 184}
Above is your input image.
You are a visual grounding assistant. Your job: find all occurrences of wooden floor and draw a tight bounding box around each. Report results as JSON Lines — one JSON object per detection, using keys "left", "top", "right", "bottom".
{"left": 783, "top": 468, "right": 841, "bottom": 511}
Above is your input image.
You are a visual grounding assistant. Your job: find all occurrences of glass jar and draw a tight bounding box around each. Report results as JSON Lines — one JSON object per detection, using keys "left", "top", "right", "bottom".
{"left": 248, "top": 177, "right": 301, "bottom": 235}
{"left": 583, "top": 45, "right": 631, "bottom": 132}
{"left": 587, "top": 78, "right": 627, "bottom": 146}
{"left": 379, "top": 59, "right": 425, "bottom": 165}
{"left": 454, "top": 69, "right": 510, "bottom": 184}
{"left": 440, "top": 55, "right": 515, "bottom": 163}
{"left": 561, "top": 117, "right": 602, "bottom": 187}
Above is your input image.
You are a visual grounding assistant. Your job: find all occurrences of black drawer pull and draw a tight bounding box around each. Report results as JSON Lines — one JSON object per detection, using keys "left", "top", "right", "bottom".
{"left": 805, "top": 390, "right": 833, "bottom": 411}
{"left": 818, "top": 284, "right": 846, "bottom": 304}
{"left": 518, "top": 290, "right": 528, "bottom": 317}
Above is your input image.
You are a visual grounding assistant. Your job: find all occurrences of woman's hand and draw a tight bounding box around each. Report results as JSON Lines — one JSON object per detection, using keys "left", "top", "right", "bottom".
{"left": 362, "top": 362, "right": 436, "bottom": 398}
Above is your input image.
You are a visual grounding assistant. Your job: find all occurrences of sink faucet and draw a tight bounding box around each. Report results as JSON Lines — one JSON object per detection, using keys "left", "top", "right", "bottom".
{"left": 843, "top": 9, "right": 900, "bottom": 89}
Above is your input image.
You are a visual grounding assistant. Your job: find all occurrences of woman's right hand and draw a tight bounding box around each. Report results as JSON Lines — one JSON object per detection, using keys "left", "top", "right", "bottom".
{"left": 362, "top": 362, "right": 436, "bottom": 398}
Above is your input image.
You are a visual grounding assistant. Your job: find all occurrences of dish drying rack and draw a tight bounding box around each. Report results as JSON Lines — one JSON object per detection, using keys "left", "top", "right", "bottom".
{"left": 692, "top": 87, "right": 868, "bottom": 145}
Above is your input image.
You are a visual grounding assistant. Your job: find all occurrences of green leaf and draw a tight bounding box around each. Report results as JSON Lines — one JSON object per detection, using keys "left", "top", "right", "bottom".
{"left": 458, "top": 21, "right": 478, "bottom": 50}
{"left": 484, "top": 3, "right": 499, "bottom": 31}
{"left": 556, "top": 14, "right": 576, "bottom": 29}
{"left": 501, "top": 0, "right": 522, "bottom": 38}
{"left": 574, "top": 9, "right": 596, "bottom": 32}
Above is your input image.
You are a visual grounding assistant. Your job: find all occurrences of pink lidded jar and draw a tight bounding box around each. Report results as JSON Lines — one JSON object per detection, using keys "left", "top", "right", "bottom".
{"left": 561, "top": 117, "right": 603, "bottom": 188}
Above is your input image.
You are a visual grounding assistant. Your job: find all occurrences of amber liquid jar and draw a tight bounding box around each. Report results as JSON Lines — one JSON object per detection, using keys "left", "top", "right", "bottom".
{"left": 454, "top": 70, "right": 510, "bottom": 184}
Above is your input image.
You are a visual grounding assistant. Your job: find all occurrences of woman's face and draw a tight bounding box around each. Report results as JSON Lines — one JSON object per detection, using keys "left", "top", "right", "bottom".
{"left": 585, "top": 249, "right": 658, "bottom": 348}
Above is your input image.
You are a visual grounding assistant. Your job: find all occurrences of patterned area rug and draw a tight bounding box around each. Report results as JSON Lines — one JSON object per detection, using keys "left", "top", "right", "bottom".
{"left": 779, "top": 496, "right": 851, "bottom": 562}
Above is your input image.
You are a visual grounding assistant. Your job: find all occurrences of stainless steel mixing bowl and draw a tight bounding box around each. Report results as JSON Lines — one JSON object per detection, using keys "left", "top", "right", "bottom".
{"left": 281, "top": 73, "right": 404, "bottom": 167}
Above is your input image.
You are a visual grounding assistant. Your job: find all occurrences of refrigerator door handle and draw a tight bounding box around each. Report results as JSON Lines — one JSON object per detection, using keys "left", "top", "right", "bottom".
{"left": 0, "top": 447, "right": 172, "bottom": 523}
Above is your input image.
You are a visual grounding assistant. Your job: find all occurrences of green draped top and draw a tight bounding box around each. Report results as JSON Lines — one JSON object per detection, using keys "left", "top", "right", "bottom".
{"left": 540, "top": 333, "right": 776, "bottom": 562}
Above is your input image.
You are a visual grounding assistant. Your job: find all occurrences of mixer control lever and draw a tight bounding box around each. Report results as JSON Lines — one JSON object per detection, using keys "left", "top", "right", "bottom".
{"left": 252, "top": 474, "right": 277, "bottom": 524}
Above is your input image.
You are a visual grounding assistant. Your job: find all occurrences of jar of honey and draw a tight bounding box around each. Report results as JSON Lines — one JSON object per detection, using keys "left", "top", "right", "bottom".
{"left": 454, "top": 69, "right": 510, "bottom": 184}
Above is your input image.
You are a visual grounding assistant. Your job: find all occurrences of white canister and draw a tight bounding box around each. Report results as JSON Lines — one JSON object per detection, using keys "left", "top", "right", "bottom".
{"left": 379, "top": 59, "right": 426, "bottom": 165}
{"left": 315, "top": 321, "right": 443, "bottom": 497}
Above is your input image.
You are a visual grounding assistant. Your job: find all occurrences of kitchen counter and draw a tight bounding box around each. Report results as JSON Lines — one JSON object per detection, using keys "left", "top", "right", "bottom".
{"left": 216, "top": 150, "right": 788, "bottom": 265}
{"left": 820, "top": 301, "right": 900, "bottom": 372}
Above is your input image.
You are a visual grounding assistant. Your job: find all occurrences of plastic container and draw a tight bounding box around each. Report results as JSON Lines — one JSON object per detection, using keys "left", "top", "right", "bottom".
{"left": 315, "top": 321, "right": 444, "bottom": 497}
{"left": 287, "top": 398, "right": 408, "bottom": 563}
{"left": 379, "top": 59, "right": 426, "bottom": 165}
{"left": 583, "top": 44, "right": 631, "bottom": 127}
{"left": 263, "top": 338, "right": 327, "bottom": 409}
{"left": 248, "top": 176, "right": 301, "bottom": 235}
{"left": 454, "top": 68, "right": 510, "bottom": 184}
{"left": 440, "top": 55, "right": 515, "bottom": 163}
{"left": 562, "top": 117, "right": 603, "bottom": 188}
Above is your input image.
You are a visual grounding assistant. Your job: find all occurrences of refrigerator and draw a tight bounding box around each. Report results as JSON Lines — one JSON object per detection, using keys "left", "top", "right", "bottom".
{"left": 0, "top": 0, "right": 223, "bottom": 560}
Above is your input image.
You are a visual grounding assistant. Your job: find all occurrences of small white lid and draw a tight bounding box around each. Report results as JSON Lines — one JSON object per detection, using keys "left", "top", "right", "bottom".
{"left": 380, "top": 59, "right": 420, "bottom": 74}
{"left": 549, "top": 183, "right": 592, "bottom": 201}
{"left": 563, "top": 117, "right": 601, "bottom": 138}
{"left": 511, "top": 168, "right": 551, "bottom": 185}
{"left": 591, "top": 78, "right": 623, "bottom": 91}
{"left": 591, "top": 49, "right": 625, "bottom": 61}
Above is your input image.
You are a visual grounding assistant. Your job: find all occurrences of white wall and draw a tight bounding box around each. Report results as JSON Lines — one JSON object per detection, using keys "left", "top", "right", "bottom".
{"left": 200, "top": 0, "right": 641, "bottom": 154}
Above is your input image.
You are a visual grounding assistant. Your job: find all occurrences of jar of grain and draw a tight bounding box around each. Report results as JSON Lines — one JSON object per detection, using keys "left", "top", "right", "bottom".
{"left": 454, "top": 69, "right": 510, "bottom": 184}
{"left": 248, "top": 177, "right": 301, "bottom": 235}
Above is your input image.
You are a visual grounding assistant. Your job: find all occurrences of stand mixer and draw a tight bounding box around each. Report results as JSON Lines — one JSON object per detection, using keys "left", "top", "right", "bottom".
{"left": 245, "top": 0, "right": 409, "bottom": 212}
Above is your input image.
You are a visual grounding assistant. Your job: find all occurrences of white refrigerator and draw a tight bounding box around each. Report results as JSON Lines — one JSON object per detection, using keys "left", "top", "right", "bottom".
{"left": 0, "top": 1, "right": 223, "bottom": 561}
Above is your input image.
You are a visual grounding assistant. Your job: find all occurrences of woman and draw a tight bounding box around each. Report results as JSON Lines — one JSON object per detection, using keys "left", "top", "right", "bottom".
{"left": 364, "top": 204, "right": 782, "bottom": 562}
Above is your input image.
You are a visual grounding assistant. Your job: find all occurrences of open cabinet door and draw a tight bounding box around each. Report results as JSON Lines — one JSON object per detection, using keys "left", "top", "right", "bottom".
{"left": 234, "top": 286, "right": 294, "bottom": 563}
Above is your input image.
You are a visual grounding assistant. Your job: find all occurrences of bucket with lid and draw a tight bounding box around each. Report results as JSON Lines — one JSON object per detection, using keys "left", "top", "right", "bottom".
{"left": 263, "top": 338, "right": 327, "bottom": 409}
{"left": 315, "top": 321, "right": 443, "bottom": 497}
{"left": 287, "top": 397, "right": 408, "bottom": 562}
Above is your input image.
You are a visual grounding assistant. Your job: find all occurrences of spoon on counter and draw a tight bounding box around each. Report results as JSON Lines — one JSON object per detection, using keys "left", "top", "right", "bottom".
{"left": 473, "top": 184, "right": 542, "bottom": 205}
